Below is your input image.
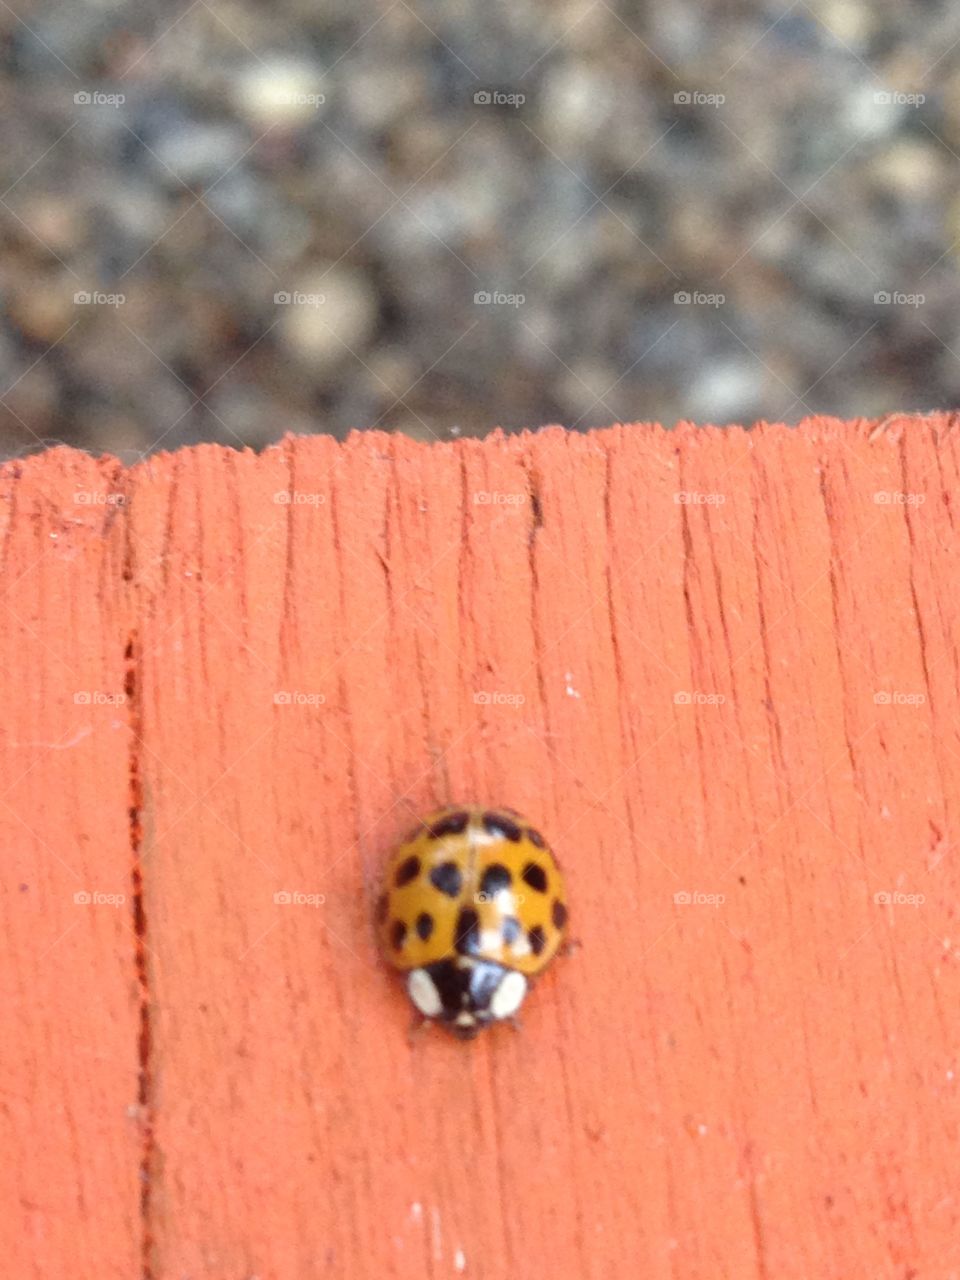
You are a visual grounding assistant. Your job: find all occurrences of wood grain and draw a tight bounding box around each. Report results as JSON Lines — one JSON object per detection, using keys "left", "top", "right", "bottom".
{"left": 3, "top": 417, "right": 960, "bottom": 1279}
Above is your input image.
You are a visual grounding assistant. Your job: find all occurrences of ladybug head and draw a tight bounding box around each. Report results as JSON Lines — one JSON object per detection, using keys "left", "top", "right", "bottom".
{"left": 406, "top": 959, "right": 527, "bottom": 1038}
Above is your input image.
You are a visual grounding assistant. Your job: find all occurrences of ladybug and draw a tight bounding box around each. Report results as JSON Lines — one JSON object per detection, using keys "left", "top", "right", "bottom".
{"left": 376, "top": 805, "right": 568, "bottom": 1039}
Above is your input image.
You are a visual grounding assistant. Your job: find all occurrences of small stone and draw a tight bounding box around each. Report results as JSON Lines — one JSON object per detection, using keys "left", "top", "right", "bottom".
{"left": 232, "top": 59, "right": 328, "bottom": 129}
{"left": 277, "top": 267, "right": 378, "bottom": 367}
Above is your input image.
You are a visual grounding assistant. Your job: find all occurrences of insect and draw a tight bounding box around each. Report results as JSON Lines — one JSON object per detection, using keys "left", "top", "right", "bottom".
{"left": 376, "top": 805, "right": 568, "bottom": 1039}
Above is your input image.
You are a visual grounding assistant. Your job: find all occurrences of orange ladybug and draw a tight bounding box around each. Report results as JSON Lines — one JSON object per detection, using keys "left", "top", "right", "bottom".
{"left": 376, "top": 806, "right": 568, "bottom": 1039}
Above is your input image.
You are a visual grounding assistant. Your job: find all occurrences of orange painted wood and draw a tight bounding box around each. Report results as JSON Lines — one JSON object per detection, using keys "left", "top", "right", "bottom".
{"left": 0, "top": 451, "right": 140, "bottom": 1279}
{"left": 4, "top": 416, "right": 960, "bottom": 1279}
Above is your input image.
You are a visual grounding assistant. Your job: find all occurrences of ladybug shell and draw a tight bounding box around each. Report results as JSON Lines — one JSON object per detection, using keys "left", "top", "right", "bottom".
{"left": 376, "top": 805, "right": 567, "bottom": 977}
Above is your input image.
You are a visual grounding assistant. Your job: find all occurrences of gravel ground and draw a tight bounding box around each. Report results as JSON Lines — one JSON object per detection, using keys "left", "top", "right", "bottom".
{"left": 1, "top": 0, "right": 959, "bottom": 459}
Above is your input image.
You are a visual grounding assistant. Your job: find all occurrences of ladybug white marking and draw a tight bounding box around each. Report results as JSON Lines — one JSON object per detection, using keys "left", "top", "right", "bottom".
{"left": 489, "top": 969, "right": 527, "bottom": 1019}
{"left": 480, "top": 927, "right": 502, "bottom": 952}
{"left": 407, "top": 968, "right": 443, "bottom": 1018}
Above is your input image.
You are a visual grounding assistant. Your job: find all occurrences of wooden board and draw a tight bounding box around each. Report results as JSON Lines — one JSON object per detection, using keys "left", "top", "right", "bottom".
{"left": 3, "top": 417, "right": 960, "bottom": 1279}
{"left": 0, "top": 450, "right": 140, "bottom": 1280}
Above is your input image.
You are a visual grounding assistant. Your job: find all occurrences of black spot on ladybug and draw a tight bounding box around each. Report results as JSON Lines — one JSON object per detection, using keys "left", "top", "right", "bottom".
{"left": 415, "top": 912, "right": 434, "bottom": 941}
{"left": 482, "top": 811, "right": 522, "bottom": 841}
{"left": 375, "top": 892, "right": 389, "bottom": 924}
{"left": 479, "top": 863, "right": 512, "bottom": 897}
{"left": 428, "top": 810, "right": 470, "bottom": 838}
{"left": 455, "top": 907, "right": 481, "bottom": 955}
{"left": 529, "top": 925, "right": 547, "bottom": 955}
{"left": 526, "top": 827, "right": 546, "bottom": 848}
{"left": 522, "top": 861, "right": 548, "bottom": 893}
{"left": 502, "top": 916, "right": 523, "bottom": 945}
{"left": 390, "top": 920, "right": 407, "bottom": 951}
{"left": 552, "top": 900, "right": 567, "bottom": 929}
{"left": 430, "top": 861, "right": 463, "bottom": 897}
{"left": 395, "top": 855, "right": 421, "bottom": 887}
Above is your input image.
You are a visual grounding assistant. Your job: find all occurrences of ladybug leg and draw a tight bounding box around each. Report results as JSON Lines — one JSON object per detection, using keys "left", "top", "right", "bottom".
{"left": 507, "top": 1014, "right": 523, "bottom": 1033}
{"left": 561, "top": 935, "right": 582, "bottom": 957}
{"left": 407, "top": 1013, "right": 432, "bottom": 1046}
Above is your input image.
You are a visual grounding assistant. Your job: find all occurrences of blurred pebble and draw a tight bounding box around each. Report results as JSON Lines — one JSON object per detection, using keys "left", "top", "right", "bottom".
{"left": 277, "top": 267, "right": 378, "bottom": 366}
{"left": 0, "top": 2, "right": 956, "bottom": 457}
{"left": 687, "top": 359, "right": 767, "bottom": 423}
{"left": 232, "top": 59, "right": 328, "bottom": 130}
{"left": 150, "top": 124, "right": 248, "bottom": 186}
